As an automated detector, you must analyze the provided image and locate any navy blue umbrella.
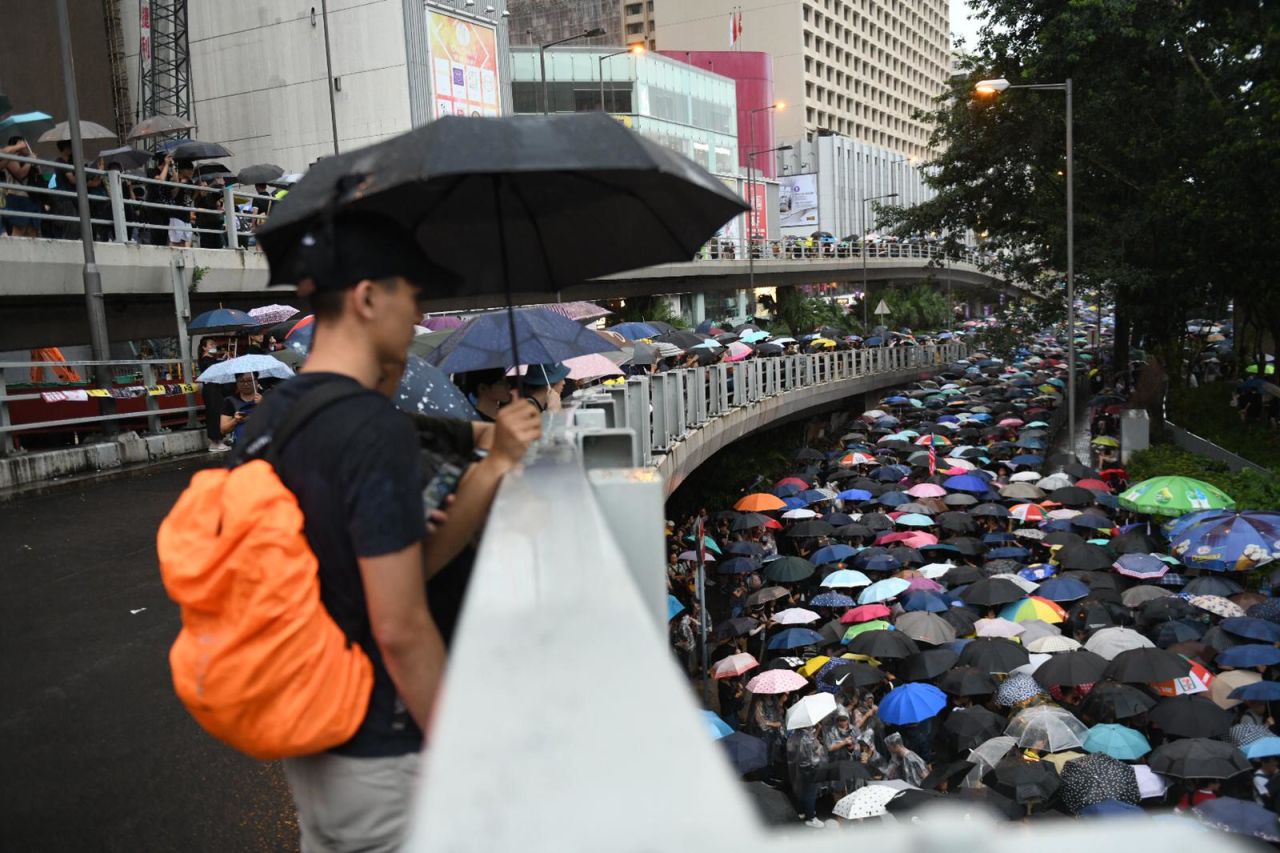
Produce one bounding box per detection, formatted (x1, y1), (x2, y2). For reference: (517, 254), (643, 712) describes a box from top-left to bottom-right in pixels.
(1037, 577), (1091, 602)
(429, 307), (617, 374)
(1228, 680), (1280, 702)
(1217, 645), (1280, 668)
(718, 731), (769, 776)
(718, 556), (761, 575)
(392, 354), (478, 420)
(190, 308), (258, 333)
(767, 627), (824, 650)
(1222, 617), (1280, 644)
(903, 590), (951, 613)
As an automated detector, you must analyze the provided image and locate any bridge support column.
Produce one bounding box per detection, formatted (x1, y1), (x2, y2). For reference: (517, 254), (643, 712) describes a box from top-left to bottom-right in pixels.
(692, 292), (706, 324)
(967, 296), (985, 319)
(736, 290), (748, 320)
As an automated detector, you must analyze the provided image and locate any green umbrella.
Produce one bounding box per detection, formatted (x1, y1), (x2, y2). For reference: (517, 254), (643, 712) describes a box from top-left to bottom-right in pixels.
(1118, 476), (1235, 518)
(764, 556), (816, 583)
(409, 329), (456, 358)
(843, 620), (892, 642)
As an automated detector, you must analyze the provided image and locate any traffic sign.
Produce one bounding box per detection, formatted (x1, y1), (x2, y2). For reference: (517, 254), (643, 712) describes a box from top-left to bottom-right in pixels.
(873, 299), (891, 316)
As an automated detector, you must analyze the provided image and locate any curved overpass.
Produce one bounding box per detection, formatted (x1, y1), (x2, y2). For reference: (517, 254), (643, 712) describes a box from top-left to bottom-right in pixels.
(569, 342), (965, 497)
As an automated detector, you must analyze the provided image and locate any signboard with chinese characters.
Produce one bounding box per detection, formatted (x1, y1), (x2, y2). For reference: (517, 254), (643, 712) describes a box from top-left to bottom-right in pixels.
(428, 10), (500, 119)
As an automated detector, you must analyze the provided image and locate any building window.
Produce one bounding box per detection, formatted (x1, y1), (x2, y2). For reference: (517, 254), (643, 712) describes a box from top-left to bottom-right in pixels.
(625, 2), (642, 13)
(626, 22), (644, 34)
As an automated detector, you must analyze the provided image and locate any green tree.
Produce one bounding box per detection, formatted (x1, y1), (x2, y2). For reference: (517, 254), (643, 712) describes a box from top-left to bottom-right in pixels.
(880, 0), (1280, 385)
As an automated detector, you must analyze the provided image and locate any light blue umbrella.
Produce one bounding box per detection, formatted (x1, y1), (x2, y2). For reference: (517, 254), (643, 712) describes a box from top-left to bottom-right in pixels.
(668, 594), (685, 621)
(0, 110), (54, 138)
(895, 513), (934, 527)
(1083, 724), (1151, 760)
(821, 568), (871, 588)
(701, 709), (733, 739)
(858, 577), (911, 605)
(196, 353), (295, 384)
(1244, 737), (1280, 760)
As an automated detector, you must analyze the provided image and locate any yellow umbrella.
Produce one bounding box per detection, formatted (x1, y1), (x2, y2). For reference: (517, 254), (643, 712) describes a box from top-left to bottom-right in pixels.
(1091, 436), (1120, 448)
(840, 652), (882, 667)
(811, 338), (837, 349)
(798, 656), (831, 678)
(1042, 750), (1085, 772)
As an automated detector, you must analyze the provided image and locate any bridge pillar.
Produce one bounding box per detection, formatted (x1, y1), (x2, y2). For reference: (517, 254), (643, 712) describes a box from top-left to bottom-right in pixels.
(692, 292), (705, 324)
(736, 290), (748, 320)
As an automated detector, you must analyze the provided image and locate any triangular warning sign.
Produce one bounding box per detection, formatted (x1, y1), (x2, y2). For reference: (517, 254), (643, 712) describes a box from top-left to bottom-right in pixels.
(873, 299), (891, 315)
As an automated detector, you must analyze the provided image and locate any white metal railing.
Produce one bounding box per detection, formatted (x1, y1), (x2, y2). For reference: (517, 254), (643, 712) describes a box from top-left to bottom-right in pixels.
(696, 237), (993, 267)
(0, 150), (274, 248)
(570, 343), (964, 467)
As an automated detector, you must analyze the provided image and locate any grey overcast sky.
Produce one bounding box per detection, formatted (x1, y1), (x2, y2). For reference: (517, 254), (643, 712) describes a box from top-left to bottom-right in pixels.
(950, 0), (982, 50)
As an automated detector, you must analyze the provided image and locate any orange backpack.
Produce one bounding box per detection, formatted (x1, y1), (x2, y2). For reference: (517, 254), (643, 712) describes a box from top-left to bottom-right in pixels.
(157, 384), (375, 760)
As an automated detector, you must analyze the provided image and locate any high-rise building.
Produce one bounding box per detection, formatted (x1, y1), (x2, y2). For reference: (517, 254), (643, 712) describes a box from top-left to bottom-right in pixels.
(652, 0), (949, 160)
(506, 0), (623, 47)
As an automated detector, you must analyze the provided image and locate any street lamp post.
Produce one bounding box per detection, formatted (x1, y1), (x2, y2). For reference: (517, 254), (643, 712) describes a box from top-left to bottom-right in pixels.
(598, 44), (644, 113)
(861, 192), (898, 332)
(745, 101), (784, 291)
(975, 76), (1076, 452)
(540, 27), (607, 115)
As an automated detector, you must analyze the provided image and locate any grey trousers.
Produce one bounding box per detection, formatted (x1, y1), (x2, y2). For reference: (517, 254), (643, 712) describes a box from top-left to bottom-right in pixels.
(283, 751), (421, 853)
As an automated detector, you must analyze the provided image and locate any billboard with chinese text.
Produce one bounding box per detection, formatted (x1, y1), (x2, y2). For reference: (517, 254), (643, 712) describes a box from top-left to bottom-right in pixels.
(428, 10), (500, 119)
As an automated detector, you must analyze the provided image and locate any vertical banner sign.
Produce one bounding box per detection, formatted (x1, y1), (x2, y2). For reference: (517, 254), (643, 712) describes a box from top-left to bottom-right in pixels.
(139, 1), (152, 76)
(427, 10), (501, 119)
(695, 516), (708, 690)
(747, 182), (767, 239)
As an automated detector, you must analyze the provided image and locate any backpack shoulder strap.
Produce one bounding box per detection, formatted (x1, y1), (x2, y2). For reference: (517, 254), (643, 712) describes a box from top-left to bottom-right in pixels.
(235, 380), (381, 465)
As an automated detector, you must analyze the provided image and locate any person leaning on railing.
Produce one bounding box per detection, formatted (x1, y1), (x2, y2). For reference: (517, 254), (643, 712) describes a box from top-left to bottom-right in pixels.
(1, 136), (42, 238)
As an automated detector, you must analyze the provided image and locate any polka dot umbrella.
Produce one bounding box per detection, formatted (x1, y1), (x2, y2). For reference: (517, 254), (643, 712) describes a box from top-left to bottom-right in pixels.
(833, 783), (903, 819)
(995, 673), (1048, 708)
(1058, 752), (1141, 814)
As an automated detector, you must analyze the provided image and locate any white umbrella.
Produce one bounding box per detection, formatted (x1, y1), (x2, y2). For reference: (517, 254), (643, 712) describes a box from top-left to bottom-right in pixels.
(1010, 470), (1042, 482)
(918, 562), (955, 579)
(832, 783), (899, 819)
(248, 304), (300, 325)
(1006, 705), (1088, 752)
(1009, 653), (1051, 677)
(782, 509), (818, 519)
(1133, 764), (1169, 799)
(1037, 474), (1073, 491)
(1084, 627), (1155, 660)
(1046, 508), (1082, 520)
(976, 618), (1025, 639)
(1018, 619), (1063, 645)
(785, 693), (836, 730)
(990, 573), (1039, 594)
(196, 353), (295, 384)
(773, 607), (820, 626)
(1026, 635), (1081, 653)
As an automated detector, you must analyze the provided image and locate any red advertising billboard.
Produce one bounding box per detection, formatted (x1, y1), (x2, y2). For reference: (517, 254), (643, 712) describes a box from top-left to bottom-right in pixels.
(428, 10), (501, 119)
(747, 182), (767, 239)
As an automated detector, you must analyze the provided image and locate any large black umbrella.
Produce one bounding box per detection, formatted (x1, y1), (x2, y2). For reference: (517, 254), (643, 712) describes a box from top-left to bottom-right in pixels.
(957, 637), (1030, 673)
(1077, 681), (1157, 723)
(983, 757), (1061, 805)
(846, 629), (919, 660)
(940, 607), (979, 636)
(921, 759), (976, 792)
(168, 139), (233, 161)
(731, 512), (771, 532)
(1147, 738), (1251, 780)
(97, 145), (150, 170)
(960, 578), (1025, 608)
(258, 113), (746, 303)
(1032, 650), (1109, 688)
(1055, 542), (1114, 571)
(938, 665), (998, 697)
(1058, 753), (1140, 814)
(1148, 694), (1233, 739)
(823, 660), (885, 690)
(944, 706), (1005, 750)
(237, 163), (285, 185)
(896, 647), (959, 681)
(1102, 647), (1191, 684)
(787, 520), (834, 538)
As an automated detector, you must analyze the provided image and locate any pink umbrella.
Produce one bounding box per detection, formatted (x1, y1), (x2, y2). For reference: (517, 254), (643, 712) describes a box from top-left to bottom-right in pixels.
(725, 341), (754, 362)
(906, 483), (947, 498)
(712, 652), (759, 679)
(563, 353), (623, 381)
(975, 618), (1025, 638)
(422, 315), (464, 330)
(677, 550), (714, 562)
(544, 300), (612, 323)
(901, 532), (939, 549)
(875, 531), (917, 545)
(905, 575), (944, 592)
(840, 604), (892, 624)
(746, 669), (809, 694)
(998, 417), (1025, 427)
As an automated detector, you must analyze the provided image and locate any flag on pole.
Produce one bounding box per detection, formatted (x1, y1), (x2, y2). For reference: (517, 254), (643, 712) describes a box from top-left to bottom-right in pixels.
(928, 444), (937, 475)
(729, 6), (743, 46)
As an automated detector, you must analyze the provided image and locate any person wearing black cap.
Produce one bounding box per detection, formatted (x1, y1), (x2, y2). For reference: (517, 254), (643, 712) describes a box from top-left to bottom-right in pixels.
(234, 214), (451, 852)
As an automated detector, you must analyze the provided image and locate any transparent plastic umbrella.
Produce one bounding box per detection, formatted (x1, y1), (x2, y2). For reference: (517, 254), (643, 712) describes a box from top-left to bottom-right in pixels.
(1006, 705), (1089, 752)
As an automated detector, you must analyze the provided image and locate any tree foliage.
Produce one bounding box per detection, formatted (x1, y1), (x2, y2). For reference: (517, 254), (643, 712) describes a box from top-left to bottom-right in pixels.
(882, 0), (1280, 382)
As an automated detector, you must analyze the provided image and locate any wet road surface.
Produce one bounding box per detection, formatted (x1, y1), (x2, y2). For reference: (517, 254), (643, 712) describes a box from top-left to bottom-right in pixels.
(1, 458), (299, 852)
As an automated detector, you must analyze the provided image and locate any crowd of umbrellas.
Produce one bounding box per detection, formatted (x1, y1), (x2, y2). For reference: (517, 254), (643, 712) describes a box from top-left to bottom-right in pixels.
(667, 332), (1280, 840)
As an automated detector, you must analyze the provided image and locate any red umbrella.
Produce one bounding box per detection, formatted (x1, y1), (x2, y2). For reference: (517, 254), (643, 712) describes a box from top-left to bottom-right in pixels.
(285, 313), (314, 339)
(841, 604), (892, 624)
(1075, 478), (1113, 493)
(775, 477), (810, 489)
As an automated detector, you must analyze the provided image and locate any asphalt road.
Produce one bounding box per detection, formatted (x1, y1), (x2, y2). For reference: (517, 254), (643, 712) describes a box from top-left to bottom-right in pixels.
(1, 458), (299, 852)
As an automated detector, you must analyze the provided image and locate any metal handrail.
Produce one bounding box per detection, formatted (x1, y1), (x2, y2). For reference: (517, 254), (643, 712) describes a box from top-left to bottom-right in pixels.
(0, 150), (274, 247)
(694, 237), (992, 267)
(0, 357), (198, 455)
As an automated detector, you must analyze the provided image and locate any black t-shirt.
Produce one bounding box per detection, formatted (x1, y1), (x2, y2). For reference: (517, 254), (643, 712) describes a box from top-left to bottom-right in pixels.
(235, 372), (426, 757)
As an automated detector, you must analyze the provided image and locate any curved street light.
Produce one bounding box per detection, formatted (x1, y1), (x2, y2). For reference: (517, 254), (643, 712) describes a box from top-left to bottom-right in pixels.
(745, 101), (784, 292)
(975, 75), (1076, 449)
(599, 44), (645, 114)
(541, 27), (608, 114)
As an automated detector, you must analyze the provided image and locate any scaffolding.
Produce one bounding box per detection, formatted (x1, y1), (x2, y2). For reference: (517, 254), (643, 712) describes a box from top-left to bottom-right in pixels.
(138, 0), (192, 127)
(102, 0), (134, 138)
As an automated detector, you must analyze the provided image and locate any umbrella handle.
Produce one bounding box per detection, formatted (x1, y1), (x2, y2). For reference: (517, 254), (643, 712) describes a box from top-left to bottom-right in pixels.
(494, 176), (524, 397)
